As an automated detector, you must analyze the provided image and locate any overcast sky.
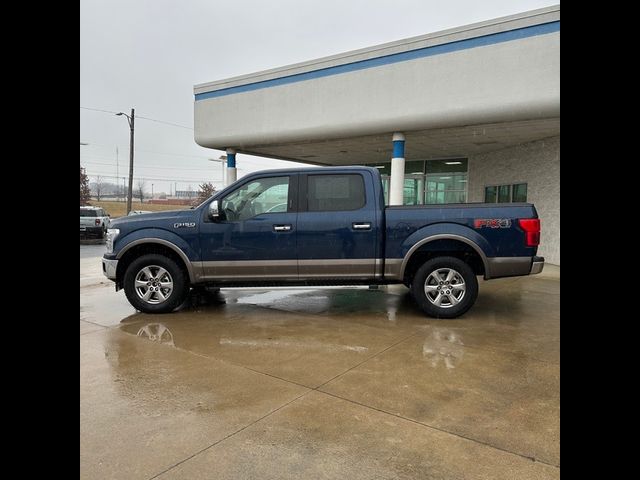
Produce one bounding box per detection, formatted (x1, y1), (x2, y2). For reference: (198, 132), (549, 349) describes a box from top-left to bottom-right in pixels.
(80, 0), (558, 195)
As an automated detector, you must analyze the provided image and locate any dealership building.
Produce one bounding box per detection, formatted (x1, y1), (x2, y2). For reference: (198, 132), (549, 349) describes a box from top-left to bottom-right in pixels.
(193, 5), (560, 264)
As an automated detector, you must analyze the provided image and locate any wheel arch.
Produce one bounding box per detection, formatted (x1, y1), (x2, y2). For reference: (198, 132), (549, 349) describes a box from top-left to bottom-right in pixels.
(401, 234), (489, 284)
(115, 239), (196, 285)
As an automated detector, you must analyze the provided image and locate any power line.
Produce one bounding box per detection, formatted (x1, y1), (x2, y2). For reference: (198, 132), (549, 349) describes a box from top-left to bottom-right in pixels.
(80, 140), (282, 168)
(80, 106), (120, 115)
(81, 159), (219, 172)
(85, 171), (220, 183)
(81, 106), (193, 130)
(83, 145), (209, 159)
(136, 115), (193, 130)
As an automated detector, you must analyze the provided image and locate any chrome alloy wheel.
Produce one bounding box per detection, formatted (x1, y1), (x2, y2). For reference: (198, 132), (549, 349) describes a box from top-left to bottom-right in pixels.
(134, 265), (174, 305)
(424, 268), (466, 308)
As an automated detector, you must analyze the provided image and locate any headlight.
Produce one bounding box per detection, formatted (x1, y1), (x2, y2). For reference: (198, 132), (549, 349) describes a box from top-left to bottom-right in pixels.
(105, 229), (120, 253)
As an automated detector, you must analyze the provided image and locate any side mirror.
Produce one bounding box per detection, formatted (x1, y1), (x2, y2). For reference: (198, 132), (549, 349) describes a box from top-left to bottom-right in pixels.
(209, 200), (221, 220)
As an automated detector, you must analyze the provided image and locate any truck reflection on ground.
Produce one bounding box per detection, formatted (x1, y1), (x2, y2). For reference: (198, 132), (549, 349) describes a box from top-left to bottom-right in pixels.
(422, 327), (464, 369)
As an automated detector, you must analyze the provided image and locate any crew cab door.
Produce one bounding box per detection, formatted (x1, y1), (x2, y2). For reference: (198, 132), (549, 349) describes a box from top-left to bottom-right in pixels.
(297, 172), (378, 279)
(198, 174), (298, 281)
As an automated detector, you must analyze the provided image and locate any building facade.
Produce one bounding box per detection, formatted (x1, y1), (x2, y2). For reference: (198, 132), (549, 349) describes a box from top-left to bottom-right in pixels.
(193, 5), (560, 264)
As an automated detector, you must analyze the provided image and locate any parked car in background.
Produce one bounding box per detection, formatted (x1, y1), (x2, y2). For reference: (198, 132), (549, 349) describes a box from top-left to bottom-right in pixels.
(80, 206), (110, 239)
(128, 210), (153, 216)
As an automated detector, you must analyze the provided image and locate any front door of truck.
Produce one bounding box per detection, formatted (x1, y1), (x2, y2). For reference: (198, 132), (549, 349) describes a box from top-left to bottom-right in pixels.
(296, 172), (377, 279)
(199, 174), (298, 281)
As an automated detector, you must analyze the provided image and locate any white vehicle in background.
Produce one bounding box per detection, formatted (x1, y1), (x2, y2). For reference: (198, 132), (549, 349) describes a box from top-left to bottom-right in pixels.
(128, 210), (152, 216)
(80, 206), (110, 239)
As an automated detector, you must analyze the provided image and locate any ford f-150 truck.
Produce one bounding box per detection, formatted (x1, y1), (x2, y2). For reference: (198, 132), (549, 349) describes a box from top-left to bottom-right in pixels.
(102, 166), (543, 318)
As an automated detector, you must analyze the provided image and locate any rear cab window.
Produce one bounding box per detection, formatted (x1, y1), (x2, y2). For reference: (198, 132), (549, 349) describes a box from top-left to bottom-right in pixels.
(307, 174), (365, 211)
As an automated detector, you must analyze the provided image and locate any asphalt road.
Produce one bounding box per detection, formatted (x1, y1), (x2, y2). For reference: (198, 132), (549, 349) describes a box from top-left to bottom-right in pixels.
(80, 243), (106, 259)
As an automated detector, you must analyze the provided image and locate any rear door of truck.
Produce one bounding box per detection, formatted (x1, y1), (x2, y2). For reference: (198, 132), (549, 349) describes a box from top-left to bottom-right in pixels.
(296, 170), (378, 279)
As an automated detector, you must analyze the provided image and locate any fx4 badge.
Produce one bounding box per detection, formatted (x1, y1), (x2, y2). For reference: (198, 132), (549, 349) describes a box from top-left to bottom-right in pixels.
(174, 222), (196, 229)
(474, 219), (511, 229)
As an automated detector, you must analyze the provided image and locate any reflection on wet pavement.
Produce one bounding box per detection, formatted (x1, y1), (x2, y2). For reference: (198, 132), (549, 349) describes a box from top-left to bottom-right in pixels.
(81, 269), (560, 479)
(137, 323), (175, 347)
(422, 327), (464, 369)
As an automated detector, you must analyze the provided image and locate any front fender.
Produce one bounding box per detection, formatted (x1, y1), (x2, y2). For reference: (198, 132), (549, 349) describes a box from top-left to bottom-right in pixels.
(114, 229), (199, 283)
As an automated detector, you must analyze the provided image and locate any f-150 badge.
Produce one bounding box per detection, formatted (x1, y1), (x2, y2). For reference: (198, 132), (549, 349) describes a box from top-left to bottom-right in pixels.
(474, 219), (511, 229)
(174, 222), (196, 228)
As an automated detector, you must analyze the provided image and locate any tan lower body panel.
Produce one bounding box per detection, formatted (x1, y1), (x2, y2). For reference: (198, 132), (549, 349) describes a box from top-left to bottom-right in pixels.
(195, 259), (383, 281)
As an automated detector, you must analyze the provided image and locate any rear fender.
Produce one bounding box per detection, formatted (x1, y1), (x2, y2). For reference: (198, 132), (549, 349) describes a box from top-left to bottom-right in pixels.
(399, 223), (493, 279)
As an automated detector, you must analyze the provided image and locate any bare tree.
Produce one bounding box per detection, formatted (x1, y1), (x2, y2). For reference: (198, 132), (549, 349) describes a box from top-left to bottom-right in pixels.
(80, 165), (91, 206)
(136, 179), (147, 203)
(193, 182), (216, 206)
(94, 176), (105, 201)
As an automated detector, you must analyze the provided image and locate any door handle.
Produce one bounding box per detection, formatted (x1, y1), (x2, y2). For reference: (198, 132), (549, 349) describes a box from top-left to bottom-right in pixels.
(273, 224), (292, 232)
(352, 222), (372, 230)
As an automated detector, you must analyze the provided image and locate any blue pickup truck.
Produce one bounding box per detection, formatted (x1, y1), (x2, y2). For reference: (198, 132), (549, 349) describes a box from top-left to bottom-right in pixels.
(102, 166), (543, 318)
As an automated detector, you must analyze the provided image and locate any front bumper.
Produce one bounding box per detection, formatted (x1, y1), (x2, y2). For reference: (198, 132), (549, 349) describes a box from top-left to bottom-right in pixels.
(102, 258), (118, 280)
(530, 256), (545, 275)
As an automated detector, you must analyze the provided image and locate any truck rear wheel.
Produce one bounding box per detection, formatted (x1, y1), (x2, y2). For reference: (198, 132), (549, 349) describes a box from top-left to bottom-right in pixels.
(123, 254), (189, 313)
(411, 256), (478, 319)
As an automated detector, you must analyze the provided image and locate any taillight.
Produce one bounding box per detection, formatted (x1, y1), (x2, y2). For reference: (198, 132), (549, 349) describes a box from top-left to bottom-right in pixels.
(95, 219), (101, 226)
(518, 218), (540, 247)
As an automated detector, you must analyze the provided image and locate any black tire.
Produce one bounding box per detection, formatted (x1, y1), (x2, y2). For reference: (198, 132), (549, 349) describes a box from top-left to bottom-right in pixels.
(124, 254), (189, 313)
(411, 256), (478, 319)
(98, 225), (106, 239)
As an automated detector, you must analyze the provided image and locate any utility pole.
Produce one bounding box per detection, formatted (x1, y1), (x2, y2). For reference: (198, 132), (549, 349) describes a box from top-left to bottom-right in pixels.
(116, 108), (135, 214)
(151, 183), (154, 199)
(127, 109), (135, 214)
(116, 146), (119, 201)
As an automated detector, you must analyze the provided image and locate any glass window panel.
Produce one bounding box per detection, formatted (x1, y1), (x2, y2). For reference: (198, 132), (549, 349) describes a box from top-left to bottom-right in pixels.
(308, 174), (365, 211)
(512, 183), (527, 202)
(381, 177), (389, 205)
(498, 185), (511, 203)
(485, 186), (497, 203)
(367, 159), (468, 205)
(223, 176), (289, 221)
(403, 178), (419, 205)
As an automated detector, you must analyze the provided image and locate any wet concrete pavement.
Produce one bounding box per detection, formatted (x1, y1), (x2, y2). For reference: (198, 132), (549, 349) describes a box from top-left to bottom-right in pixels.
(80, 245), (560, 479)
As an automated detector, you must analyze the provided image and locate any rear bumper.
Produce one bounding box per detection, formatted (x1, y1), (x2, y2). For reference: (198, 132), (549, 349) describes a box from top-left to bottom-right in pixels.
(80, 226), (103, 235)
(485, 255), (545, 279)
(530, 256), (545, 275)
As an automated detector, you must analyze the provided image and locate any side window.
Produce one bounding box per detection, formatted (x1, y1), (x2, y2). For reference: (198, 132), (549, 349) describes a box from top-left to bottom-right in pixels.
(307, 174), (365, 211)
(484, 183), (528, 203)
(221, 176), (289, 222)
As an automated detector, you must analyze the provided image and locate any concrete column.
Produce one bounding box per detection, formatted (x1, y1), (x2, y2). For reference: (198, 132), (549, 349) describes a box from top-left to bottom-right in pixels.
(417, 178), (425, 205)
(226, 148), (237, 186)
(389, 133), (405, 206)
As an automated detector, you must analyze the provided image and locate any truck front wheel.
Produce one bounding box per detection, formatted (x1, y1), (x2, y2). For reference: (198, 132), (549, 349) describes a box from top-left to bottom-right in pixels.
(411, 256), (478, 319)
(123, 254), (189, 313)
